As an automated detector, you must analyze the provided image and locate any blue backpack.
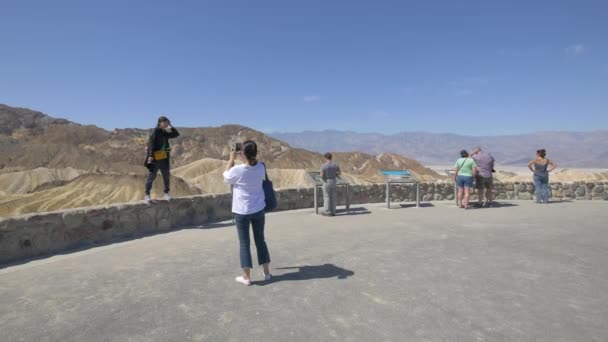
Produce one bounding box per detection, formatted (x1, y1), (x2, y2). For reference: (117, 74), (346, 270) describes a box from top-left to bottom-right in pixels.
(261, 163), (277, 211)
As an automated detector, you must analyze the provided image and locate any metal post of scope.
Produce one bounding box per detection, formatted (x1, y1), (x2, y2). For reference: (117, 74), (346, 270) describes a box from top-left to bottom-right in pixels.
(307, 171), (350, 215)
(383, 171), (420, 209)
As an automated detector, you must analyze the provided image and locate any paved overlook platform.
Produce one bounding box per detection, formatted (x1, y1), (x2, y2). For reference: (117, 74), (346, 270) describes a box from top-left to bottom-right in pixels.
(1, 201), (607, 342)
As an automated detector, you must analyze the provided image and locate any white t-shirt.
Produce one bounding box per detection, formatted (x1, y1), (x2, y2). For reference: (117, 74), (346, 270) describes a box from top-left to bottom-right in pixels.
(223, 162), (266, 215)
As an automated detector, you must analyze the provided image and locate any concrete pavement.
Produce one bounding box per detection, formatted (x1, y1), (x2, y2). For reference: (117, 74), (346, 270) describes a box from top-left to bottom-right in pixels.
(1, 201), (607, 341)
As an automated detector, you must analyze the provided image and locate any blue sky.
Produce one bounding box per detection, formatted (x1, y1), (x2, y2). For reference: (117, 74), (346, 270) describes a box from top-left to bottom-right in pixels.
(1, 0), (606, 134)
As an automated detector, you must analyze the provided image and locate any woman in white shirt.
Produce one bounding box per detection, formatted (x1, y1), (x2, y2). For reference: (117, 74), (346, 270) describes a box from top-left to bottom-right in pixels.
(223, 140), (271, 286)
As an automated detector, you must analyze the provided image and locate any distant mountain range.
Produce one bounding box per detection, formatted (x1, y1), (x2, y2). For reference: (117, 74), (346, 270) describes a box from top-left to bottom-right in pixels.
(271, 130), (608, 168)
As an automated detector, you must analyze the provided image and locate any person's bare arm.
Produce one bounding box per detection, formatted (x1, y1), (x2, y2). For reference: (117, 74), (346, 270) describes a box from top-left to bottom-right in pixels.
(225, 150), (236, 172)
(528, 160), (535, 172)
(548, 159), (558, 172)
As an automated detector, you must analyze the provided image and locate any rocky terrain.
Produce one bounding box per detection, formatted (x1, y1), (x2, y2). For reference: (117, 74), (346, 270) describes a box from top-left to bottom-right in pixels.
(0, 104), (441, 217)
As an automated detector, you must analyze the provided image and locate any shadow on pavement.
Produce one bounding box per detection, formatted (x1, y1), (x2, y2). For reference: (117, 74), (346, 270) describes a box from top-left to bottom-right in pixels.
(542, 200), (574, 205)
(466, 202), (520, 209)
(188, 221), (235, 229)
(398, 203), (434, 208)
(256, 263), (354, 286)
(488, 202), (519, 208)
(338, 207), (371, 216)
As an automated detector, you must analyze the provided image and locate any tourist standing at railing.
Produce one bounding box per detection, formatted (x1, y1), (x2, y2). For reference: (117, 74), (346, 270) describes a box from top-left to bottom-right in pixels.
(320, 152), (341, 217)
(223, 140), (272, 286)
(453, 150), (478, 209)
(470, 147), (495, 207)
(528, 149), (557, 203)
(144, 116), (179, 204)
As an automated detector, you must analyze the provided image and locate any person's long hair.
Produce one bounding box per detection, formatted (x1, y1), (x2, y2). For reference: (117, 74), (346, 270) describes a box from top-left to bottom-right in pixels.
(157, 116), (169, 128)
(242, 140), (258, 166)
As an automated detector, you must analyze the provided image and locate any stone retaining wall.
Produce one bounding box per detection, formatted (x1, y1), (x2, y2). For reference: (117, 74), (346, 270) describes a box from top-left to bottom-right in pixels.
(367, 181), (608, 202)
(1, 182), (606, 264)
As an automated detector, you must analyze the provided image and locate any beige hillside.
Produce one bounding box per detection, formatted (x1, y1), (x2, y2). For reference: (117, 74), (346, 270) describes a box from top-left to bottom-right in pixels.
(173, 158), (318, 192)
(172, 158), (226, 180)
(0, 173), (202, 217)
(171, 155), (436, 194)
(335, 152), (444, 183)
(0, 167), (87, 195)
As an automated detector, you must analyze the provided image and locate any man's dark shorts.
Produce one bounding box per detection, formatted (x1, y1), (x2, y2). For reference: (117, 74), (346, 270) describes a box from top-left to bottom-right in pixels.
(475, 176), (493, 189)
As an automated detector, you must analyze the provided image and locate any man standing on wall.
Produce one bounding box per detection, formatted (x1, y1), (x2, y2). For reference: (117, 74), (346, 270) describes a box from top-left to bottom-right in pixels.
(470, 147), (495, 207)
(320, 152), (341, 217)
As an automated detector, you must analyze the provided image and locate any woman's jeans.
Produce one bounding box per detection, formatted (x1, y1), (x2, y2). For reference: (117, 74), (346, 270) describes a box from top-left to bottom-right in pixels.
(534, 175), (550, 203)
(234, 210), (270, 269)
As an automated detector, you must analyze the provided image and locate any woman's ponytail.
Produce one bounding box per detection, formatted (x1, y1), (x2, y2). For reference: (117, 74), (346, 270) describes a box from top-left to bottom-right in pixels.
(242, 140), (258, 165)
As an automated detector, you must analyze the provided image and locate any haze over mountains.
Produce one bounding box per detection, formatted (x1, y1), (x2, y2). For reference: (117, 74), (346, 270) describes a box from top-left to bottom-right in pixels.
(0, 104), (440, 217)
(272, 130), (608, 168)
